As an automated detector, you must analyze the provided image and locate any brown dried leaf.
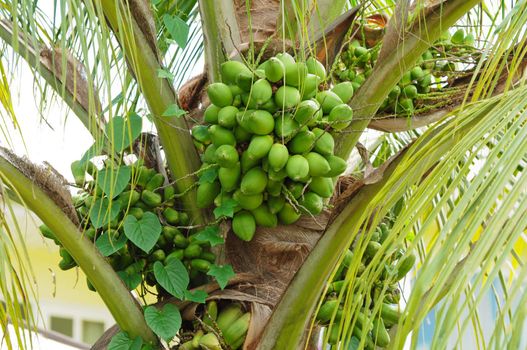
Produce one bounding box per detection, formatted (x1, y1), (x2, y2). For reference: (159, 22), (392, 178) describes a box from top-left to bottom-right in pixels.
(0, 147), (78, 225)
(40, 48), (103, 122)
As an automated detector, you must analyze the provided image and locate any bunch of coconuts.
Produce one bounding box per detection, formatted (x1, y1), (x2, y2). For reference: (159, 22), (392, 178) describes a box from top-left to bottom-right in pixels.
(316, 220), (416, 347)
(335, 28), (477, 115)
(41, 160), (215, 294)
(192, 53), (353, 241)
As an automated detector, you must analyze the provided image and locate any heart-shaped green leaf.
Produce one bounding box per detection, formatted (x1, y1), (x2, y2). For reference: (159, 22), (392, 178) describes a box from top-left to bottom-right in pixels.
(194, 226), (224, 247)
(184, 289), (208, 304)
(95, 231), (127, 256)
(96, 166), (131, 199)
(107, 331), (143, 350)
(116, 271), (142, 290)
(89, 197), (121, 229)
(163, 14), (189, 49)
(144, 304), (182, 342)
(123, 212), (162, 253)
(153, 259), (189, 299)
(207, 264), (235, 290)
(106, 113), (142, 152)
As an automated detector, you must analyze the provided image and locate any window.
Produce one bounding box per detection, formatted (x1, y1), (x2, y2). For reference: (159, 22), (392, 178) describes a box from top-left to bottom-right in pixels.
(82, 320), (105, 344)
(49, 316), (73, 337)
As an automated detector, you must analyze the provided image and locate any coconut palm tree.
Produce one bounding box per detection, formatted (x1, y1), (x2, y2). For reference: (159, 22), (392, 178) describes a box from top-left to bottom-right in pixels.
(0, 0), (526, 349)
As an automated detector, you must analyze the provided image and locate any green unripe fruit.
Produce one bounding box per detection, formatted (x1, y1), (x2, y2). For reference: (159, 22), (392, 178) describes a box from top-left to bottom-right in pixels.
(268, 167), (287, 182)
(70, 160), (86, 186)
(240, 150), (259, 173)
(275, 114), (300, 138)
(268, 143), (289, 171)
(294, 99), (321, 125)
(400, 71), (412, 86)
(286, 181), (303, 198)
(251, 204), (278, 228)
(145, 173), (165, 191)
(353, 46), (368, 57)
(251, 79), (273, 104)
(247, 135), (274, 161)
(204, 104), (221, 124)
(235, 109), (254, 131)
(288, 130), (316, 154)
(229, 84), (243, 97)
(351, 81), (361, 93)
(316, 91), (343, 114)
(396, 252), (417, 281)
(328, 104), (353, 130)
(118, 190), (141, 207)
(410, 66), (424, 81)
(173, 232), (188, 249)
(266, 179), (283, 196)
(200, 251), (216, 263)
(309, 177), (334, 198)
(162, 226), (179, 241)
(184, 243), (203, 259)
(247, 110), (275, 135)
(163, 207), (179, 224)
(275, 86), (301, 109)
(218, 106), (239, 129)
(221, 61), (252, 84)
(286, 155), (310, 181)
(141, 190), (162, 207)
(381, 303), (401, 326)
(232, 211), (256, 241)
(240, 168), (268, 195)
(396, 98), (414, 114)
(306, 57), (326, 80)
(403, 84), (418, 99)
(241, 92), (258, 109)
(260, 98), (278, 113)
(196, 181), (221, 208)
(166, 248), (184, 261)
(417, 72), (432, 88)
(207, 83), (233, 107)
(285, 62), (308, 87)
(191, 259), (211, 273)
(451, 28), (465, 45)
(215, 144), (239, 168)
(218, 163), (241, 192)
(209, 125), (236, 146)
(149, 249), (166, 262)
(305, 152), (331, 176)
(464, 33), (475, 46)
(301, 74), (320, 100)
(233, 190), (263, 210)
(326, 155), (347, 177)
(267, 195), (286, 214)
(234, 126), (252, 142)
(214, 191), (233, 208)
(265, 57), (285, 82)
(365, 241), (381, 257)
(203, 144), (218, 163)
(192, 125), (211, 144)
(316, 299), (339, 323)
(372, 318), (391, 347)
(276, 52), (296, 73)
(164, 185), (176, 203)
(312, 128), (335, 155)
(331, 81), (354, 104)
(299, 192), (324, 215)
(278, 203), (301, 224)
(236, 70), (255, 91)
(388, 85), (401, 100)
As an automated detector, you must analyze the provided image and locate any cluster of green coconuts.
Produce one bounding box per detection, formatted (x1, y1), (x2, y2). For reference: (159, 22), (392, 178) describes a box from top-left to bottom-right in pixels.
(335, 28), (476, 115)
(40, 160), (215, 293)
(316, 221), (416, 348)
(179, 301), (250, 350)
(192, 53), (352, 241)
